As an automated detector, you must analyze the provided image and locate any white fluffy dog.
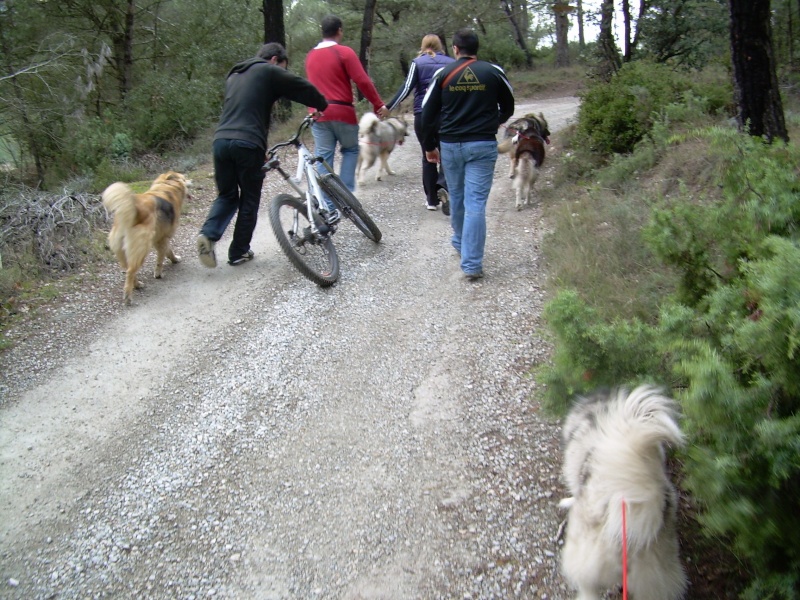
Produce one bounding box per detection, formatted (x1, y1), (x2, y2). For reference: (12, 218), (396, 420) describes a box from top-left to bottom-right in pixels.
(356, 112), (407, 184)
(559, 386), (688, 600)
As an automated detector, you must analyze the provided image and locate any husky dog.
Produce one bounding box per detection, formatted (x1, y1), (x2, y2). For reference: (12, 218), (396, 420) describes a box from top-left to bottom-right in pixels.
(498, 113), (549, 209)
(559, 386), (688, 600)
(356, 112), (408, 183)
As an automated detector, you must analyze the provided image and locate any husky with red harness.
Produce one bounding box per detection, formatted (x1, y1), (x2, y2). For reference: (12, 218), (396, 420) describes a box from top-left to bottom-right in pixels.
(498, 113), (550, 209)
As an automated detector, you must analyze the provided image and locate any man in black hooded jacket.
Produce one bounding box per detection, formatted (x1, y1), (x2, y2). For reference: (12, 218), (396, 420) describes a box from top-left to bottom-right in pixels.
(198, 43), (328, 267)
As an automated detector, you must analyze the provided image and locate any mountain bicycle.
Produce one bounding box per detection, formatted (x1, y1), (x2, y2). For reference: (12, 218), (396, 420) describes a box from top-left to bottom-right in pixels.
(263, 113), (382, 287)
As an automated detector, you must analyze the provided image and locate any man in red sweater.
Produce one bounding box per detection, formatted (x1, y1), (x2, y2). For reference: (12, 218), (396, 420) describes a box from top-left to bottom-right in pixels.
(305, 15), (388, 203)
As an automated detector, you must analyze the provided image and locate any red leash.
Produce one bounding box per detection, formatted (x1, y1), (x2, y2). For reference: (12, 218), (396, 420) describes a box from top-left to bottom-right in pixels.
(622, 498), (629, 600)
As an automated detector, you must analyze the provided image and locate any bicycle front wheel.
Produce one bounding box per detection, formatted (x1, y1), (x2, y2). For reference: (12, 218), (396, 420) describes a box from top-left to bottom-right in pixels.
(319, 173), (382, 243)
(268, 194), (339, 287)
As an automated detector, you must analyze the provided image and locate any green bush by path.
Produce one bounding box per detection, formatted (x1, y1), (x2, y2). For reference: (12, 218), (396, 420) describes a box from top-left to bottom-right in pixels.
(574, 60), (732, 158)
(541, 116), (800, 598)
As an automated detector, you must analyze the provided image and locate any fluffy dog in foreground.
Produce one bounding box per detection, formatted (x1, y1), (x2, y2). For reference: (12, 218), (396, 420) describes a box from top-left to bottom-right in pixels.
(102, 171), (191, 304)
(356, 112), (408, 183)
(498, 113), (550, 209)
(559, 386), (688, 600)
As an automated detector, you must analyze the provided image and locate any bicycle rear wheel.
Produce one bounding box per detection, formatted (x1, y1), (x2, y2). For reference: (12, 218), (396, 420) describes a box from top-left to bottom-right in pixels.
(318, 173), (382, 243)
(268, 194), (339, 287)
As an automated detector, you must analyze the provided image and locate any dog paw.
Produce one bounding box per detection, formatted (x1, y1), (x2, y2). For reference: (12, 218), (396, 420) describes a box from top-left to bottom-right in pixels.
(171, 254), (182, 264)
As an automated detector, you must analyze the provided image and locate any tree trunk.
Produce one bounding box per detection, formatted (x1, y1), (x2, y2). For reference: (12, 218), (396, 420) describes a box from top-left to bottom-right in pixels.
(359, 0), (377, 72)
(789, 0), (795, 69)
(0, 5), (45, 184)
(263, 0), (286, 46)
(630, 0), (649, 58)
(622, 0), (632, 61)
(500, 0), (533, 67)
(357, 0), (378, 102)
(577, 0), (586, 49)
(516, 1), (529, 35)
(553, 1), (571, 67)
(728, 0), (788, 142)
(120, 0), (135, 99)
(262, 0), (289, 122)
(597, 0), (621, 79)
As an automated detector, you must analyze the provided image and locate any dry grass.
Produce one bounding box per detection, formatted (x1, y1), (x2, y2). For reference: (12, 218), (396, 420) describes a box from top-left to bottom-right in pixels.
(537, 100), (740, 323)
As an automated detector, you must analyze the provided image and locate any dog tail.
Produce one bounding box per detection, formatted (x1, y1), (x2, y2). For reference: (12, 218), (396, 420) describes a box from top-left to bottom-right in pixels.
(102, 182), (138, 230)
(358, 112), (381, 135)
(594, 386), (685, 552)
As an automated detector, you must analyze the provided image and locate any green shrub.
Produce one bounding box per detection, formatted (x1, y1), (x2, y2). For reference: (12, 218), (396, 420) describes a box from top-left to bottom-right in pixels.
(542, 126), (800, 597)
(91, 158), (147, 192)
(576, 61), (689, 155)
(675, 236), (800, 599)
(126, 74), (219, 150)
(481, 34), (528, 70)
(540, 290), (666, 413)
(687, 74), (735, 117)
(111, 132), (133, 160)
(60, 116), (138, 180)
(67, 117), (114, 172)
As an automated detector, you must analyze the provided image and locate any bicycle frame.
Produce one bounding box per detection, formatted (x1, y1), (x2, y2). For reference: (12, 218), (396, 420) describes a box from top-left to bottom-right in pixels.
(265, 114), (381, 286)
(263, 116), (336, 237)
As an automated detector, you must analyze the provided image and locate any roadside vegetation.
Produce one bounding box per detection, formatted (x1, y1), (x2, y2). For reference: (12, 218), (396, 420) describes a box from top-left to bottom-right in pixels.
(538, 59), (800, 599)
(2, 0), (800, 596)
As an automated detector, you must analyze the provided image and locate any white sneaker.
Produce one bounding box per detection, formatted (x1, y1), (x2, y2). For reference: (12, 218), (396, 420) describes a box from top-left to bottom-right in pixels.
(426, 204), (438, 211)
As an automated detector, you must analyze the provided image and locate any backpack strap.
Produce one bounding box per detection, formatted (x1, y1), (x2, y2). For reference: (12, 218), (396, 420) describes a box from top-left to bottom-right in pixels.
(440, 59), (477, 89)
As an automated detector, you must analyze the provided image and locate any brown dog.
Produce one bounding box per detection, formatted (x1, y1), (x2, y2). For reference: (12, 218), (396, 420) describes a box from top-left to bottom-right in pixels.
(498, 113), (550, 209)
(102, 171), (191, 304)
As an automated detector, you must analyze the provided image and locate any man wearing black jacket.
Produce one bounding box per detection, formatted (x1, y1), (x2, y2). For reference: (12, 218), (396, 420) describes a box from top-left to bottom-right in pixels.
(198, 43), (328, 267)
(420, 28), (514, 280)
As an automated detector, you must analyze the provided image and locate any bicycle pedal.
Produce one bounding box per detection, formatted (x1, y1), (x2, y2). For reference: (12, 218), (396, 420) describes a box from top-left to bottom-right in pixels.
(325, 209), (341, 225)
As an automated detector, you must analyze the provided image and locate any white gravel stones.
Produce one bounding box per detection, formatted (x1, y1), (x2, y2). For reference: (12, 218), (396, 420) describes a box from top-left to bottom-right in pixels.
(1, 98), (580, 599)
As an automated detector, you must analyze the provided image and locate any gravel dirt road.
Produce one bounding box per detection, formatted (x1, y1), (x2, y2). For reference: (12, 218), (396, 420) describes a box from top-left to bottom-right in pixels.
(0, 97), (580, 599)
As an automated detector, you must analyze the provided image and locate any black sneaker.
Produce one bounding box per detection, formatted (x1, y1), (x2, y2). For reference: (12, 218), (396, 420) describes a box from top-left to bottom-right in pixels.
(437, 189), (450, 216)
(228, 250), (254, 266)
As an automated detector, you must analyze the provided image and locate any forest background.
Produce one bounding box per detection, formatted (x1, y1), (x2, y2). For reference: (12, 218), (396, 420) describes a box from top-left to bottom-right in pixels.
(2, 0), (800, 598)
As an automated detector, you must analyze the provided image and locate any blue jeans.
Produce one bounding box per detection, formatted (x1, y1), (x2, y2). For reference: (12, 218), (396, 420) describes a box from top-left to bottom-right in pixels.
(201, 138), (265, 261)
(312, 121), (359, 210)
(440, 140), (498, 275)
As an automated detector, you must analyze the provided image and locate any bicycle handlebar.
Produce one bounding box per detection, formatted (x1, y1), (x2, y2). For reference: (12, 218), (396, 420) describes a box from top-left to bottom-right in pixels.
(262, 114), (319, 172)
